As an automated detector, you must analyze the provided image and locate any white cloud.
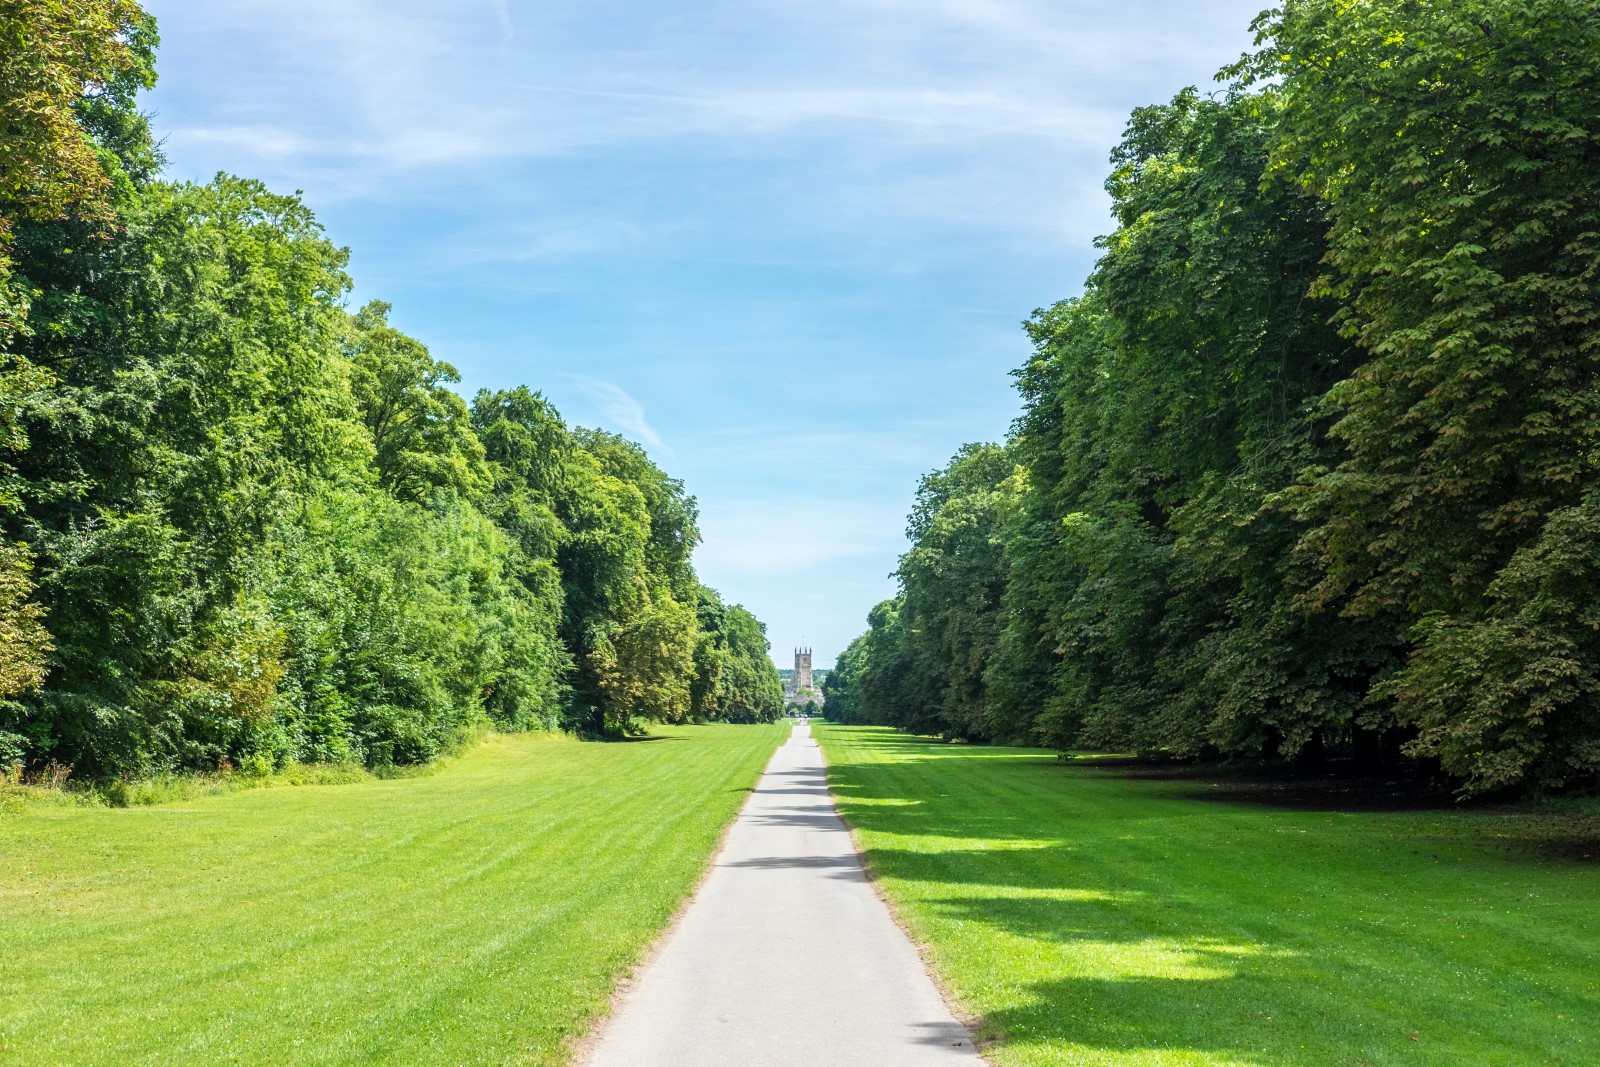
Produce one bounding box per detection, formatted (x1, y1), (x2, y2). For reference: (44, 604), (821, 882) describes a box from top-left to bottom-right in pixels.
(165, 124), (314, 160)
(567, 376), (669, 452)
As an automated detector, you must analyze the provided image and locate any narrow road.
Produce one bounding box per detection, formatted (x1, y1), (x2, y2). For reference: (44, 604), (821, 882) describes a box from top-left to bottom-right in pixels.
(583, 719), (983, 1066)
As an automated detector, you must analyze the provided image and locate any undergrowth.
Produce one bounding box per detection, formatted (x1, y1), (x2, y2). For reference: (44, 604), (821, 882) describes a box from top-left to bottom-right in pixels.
(0, 725), (549, 811)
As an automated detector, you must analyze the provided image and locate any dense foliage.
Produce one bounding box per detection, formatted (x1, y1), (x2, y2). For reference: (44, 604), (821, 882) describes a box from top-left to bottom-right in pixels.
(0, 7), (781, 777)
(831, 0), (1600, 795)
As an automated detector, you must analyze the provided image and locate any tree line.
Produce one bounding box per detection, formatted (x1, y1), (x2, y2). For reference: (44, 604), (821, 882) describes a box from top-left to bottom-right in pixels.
(0, 2), (783, 780)
(825, 0), (1600, 796)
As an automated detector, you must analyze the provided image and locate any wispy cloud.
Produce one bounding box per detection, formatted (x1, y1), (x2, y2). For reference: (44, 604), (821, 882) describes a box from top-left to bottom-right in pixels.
(567, 376), (669, 452)
(149, 0), (1247, 215)
(502, 82), (1120, 143)
(487, 0), (513, 43)
(166, 124), (314, 159)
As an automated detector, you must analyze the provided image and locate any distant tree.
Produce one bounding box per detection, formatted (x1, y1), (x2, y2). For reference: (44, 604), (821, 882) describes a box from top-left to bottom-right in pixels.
(691, 587), (783, 723)
(854, 598), (938, 734)
(820, 633), (870, 723)
(897, 443), (1012, 740)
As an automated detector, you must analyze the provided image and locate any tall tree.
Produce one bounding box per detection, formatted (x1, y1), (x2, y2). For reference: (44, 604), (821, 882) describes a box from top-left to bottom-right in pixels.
(897, 443), (1012, 740)
(982, 89), (1377, 757)
(0, 0), (153, 713)
(552, 431), (702, 734)
(1244, 0), (1600, 790)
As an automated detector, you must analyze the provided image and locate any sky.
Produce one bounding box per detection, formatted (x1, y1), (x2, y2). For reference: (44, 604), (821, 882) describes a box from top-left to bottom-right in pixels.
(142, 0), (1270, 668)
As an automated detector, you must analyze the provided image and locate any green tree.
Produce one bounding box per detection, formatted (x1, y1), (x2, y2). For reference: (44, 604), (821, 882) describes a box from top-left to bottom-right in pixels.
(1244, 0), (1600, 790)
(986, 88), (1380, 758)
(820, 633), (870, 723)
(347, 301), (487, 503)
(470, 386), (574, 725)
(4, 173), (366, 775)
(0, 0), (154, 715)
(553, 431), (702, 734)
(854, 598), (935, 733)
(690, 586), (782, 723)
(0, 0), (150, 227)
(0, 540), (49, 699)
(896, 443), (1012, 740)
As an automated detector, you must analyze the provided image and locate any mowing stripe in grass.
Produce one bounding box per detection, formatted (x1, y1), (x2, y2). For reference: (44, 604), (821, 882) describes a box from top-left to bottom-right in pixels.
(0, 723), (786, 1066)
(817, 723), (1598, 1067)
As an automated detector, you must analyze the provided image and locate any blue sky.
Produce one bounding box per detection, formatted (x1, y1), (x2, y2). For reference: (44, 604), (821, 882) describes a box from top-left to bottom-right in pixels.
(143, 0), (1269, 667)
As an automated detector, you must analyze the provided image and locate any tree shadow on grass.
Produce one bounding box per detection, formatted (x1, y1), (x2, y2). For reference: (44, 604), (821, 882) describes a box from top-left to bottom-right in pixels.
(815, 727), (1600, 1062)
(1525, 834), (1600, 864)
(1125, 771), (1600, 866)
(964, 948), (1589, 1066)
(971, 971), (1331, 1066)
(828, 802), (1594, 1057)
(863, 872), (1336, 1064)
(1071, 758), (1461, 814)
(828, 732), (1600, 864)
(870, 869), (1590, 1065)
(826, 771), (1072, 845)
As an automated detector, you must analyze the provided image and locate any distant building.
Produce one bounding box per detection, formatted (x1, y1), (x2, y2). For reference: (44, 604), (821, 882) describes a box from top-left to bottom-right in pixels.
(785, 647), (824, 706)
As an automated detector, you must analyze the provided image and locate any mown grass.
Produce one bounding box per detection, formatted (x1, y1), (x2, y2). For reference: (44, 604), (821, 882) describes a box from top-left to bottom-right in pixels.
(816, 724), (1599, 1067)
(0, 723), (786, 1066)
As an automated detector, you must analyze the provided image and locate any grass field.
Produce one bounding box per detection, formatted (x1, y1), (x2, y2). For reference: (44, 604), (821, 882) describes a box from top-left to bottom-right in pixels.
(0, 723), (785, 1066)
(816, 724), (1599, 1067)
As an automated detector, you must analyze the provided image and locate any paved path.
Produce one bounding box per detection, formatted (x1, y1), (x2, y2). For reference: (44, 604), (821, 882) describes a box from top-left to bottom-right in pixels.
(583, 720), (983, 1067)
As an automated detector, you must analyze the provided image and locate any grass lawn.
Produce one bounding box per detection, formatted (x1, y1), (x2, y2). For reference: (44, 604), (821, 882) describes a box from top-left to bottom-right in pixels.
(816, 723), (1599, 1067)
(0, 723), (786, 1066)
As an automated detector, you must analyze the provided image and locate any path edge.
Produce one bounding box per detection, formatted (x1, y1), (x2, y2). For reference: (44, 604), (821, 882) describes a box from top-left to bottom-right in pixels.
(563, 720), (795, 1066)
(812, 723), (996, 1063)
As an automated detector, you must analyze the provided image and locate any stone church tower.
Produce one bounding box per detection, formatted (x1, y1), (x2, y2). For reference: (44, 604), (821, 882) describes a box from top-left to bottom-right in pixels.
(785, 648), (821, 705)
(794, 647), (813, 692)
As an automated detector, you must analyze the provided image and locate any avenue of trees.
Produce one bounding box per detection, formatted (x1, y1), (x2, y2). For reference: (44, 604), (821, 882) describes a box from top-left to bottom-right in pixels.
(0, 3), (782, 779)
(825, 0), (1600, 796)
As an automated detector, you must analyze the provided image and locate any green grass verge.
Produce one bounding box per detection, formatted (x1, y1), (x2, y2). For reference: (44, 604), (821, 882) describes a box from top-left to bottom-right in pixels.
(816, 724), (1598, 1067)
(0, 723), (786, 1066)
